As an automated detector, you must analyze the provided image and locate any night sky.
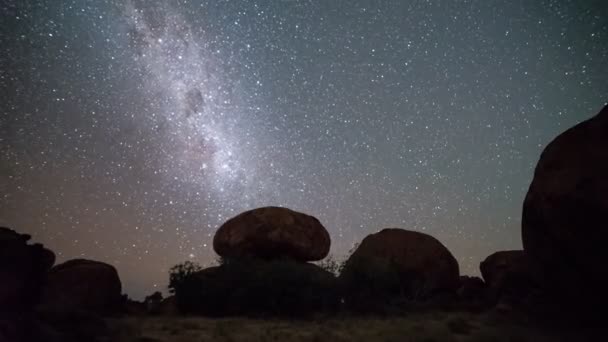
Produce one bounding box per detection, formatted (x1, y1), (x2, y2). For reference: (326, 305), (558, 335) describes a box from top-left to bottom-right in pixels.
(2, 0), (607, 299)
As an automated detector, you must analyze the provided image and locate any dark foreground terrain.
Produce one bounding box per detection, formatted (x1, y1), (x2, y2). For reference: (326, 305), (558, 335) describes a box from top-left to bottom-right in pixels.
(106, 312), (566, 342)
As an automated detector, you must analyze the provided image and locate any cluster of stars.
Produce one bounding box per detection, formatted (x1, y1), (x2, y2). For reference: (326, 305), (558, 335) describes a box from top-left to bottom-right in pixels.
(1, 0), (607, 298)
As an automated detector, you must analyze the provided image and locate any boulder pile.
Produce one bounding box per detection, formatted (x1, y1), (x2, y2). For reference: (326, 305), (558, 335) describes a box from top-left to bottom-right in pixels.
(2, 104), (606, 324)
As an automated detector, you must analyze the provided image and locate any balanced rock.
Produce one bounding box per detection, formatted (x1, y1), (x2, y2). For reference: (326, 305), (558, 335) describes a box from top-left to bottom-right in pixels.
(0, 227), (55, 312)
(42, 259), (122, 314)
(522, 104), (608, 309)
(213, 206), (330, 262)
(340, 228), (460, 303)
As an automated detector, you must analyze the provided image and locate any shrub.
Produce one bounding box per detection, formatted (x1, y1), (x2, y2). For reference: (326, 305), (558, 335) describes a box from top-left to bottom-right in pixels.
(168, 261), (202, 293)
(338, 253), (451, 313)
(169, 258), (339, 317)
(338, 255), (410, 312)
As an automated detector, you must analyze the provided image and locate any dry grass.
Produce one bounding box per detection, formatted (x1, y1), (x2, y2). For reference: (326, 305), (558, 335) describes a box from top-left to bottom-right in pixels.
(105, 311), (559, 342)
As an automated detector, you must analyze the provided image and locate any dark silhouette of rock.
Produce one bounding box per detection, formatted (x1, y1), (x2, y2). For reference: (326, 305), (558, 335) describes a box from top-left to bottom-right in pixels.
(457, 276), (486, 300)
(340, 228), (459, 310)
(454, 276), (490, 312)
(522, 104), (608, 312)
(42, 259), (122, 315)
(0, 227), (55, 312)
(213, 206), (331, 262)
(480, 250), (537, 304)
(0, 227), (55, 342)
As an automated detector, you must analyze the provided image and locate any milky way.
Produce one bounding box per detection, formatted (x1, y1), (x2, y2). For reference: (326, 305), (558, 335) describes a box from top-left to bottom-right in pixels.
(2, 0), (607, 298)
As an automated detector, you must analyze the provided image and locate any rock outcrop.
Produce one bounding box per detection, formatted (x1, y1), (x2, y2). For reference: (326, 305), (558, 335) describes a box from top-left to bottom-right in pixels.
(522, 104), (608, 311)
(480, 250), (537, 304)
(213, 206), (330, 262)
(339, 228), (459, 309)
(42, 259), (122, 314)
(0, 228), (56, 342)
(457, 276), (486, 300)
(0, 227), (55, 312)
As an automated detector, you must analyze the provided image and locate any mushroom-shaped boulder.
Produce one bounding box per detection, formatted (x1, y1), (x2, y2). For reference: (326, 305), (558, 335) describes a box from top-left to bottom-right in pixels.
(213, 206), (330, 262)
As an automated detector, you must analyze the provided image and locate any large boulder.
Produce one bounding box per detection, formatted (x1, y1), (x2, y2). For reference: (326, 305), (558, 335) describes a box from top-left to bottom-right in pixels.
(42, 259), (122, 314)
(213, 206), (330, 262)
(480, 250), (537, 303)
(0, 227), (55, 312)
(522, 104), (608, 310)
(340, 228), (460, 310)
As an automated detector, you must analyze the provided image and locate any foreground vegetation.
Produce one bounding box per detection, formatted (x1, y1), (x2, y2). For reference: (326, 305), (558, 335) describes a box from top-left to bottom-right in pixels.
(105, 311), (565, 342)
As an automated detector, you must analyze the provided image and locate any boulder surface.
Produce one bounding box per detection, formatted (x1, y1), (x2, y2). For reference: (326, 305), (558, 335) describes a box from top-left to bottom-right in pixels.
(522, 104), (608, 309)
(42, 259), (122, 314)
(213, 206), (330, 262)
(340, 228), (460, 304)
(480, 250), (536, 302)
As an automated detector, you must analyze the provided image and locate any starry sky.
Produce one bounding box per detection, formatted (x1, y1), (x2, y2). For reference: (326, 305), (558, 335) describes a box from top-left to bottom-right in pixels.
(2, 0), (607, 299)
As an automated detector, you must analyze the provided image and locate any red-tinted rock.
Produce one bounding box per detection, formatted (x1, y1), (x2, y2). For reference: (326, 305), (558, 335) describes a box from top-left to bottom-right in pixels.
(213, 206), (330, 262)
(522, 104), (608, 310)
(42, 259), (122, 314)
(340, 228), (460, 302)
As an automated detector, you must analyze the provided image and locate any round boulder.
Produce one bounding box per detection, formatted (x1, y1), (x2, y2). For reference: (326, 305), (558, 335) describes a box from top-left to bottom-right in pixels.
(42, 259), (122, 314)
(213, 206), (330, 262)
(522, 104), (608, 310)
(340, 228), (460, 307)
(480, 250), (536, 302)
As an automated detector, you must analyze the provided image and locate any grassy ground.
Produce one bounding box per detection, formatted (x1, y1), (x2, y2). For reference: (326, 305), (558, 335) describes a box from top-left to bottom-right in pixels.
(105, 311), (562, 342)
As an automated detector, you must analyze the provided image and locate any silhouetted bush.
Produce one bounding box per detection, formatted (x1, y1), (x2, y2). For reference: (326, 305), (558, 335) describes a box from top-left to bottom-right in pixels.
(168, 261), (204, 314)
(168, 261), (203, 294)
(144, 291), (163, 315)
(338, 255), (411, 313)
(169, 258), (339, 317)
